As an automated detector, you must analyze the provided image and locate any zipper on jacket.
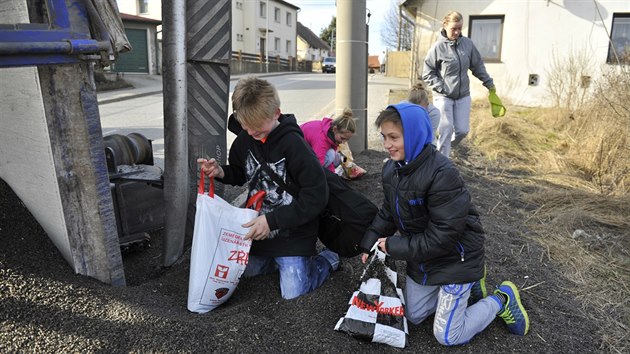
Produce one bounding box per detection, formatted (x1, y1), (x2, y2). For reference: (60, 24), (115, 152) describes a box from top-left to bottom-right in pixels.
(454, 40), (462, 98)
(393, 169), (406, 232)
(419, 263), (428, 285)
(456, 242), (465, 262)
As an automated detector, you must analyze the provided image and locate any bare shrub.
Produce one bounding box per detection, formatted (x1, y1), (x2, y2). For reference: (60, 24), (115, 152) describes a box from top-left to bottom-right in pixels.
(564, 66), (630, 195)
(546, 48), (596, 112)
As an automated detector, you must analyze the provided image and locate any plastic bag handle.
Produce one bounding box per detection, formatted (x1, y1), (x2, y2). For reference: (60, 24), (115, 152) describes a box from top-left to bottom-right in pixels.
(369, 241), (380, 253)
(198, 170), (215, 198)
(245, 190), (266, 211)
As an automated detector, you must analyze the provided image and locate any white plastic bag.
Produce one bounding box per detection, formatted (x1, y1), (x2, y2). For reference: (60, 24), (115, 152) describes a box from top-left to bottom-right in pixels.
(187, 174), (263, 313)
(334, 242), (408, 348)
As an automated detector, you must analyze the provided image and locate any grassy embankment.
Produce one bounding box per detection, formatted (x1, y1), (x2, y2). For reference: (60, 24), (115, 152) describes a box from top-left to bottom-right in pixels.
(388, 68), (629, 352)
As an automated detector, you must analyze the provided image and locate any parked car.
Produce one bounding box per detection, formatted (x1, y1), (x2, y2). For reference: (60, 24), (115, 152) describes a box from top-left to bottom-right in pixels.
(322, 57), (336, 73)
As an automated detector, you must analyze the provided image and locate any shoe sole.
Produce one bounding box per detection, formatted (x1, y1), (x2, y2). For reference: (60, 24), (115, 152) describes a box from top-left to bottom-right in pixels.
(502, 281), (530, 335)
(480, 265), (488, 298)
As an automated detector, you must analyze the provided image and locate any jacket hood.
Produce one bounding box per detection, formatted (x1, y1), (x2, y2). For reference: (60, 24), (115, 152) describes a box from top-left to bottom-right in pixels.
(321, 117), (336, 146)
(266, 113), (304, 143)
(439, 29), (461, 46)
(388, 102), (433, 162)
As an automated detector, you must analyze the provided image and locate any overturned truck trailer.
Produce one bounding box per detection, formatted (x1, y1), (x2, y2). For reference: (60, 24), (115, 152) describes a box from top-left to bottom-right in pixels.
(0, 0), (232, 285)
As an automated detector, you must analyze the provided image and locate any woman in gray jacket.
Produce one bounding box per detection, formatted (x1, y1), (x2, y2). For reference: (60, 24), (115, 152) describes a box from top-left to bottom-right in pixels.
(423, 11), (496, 157)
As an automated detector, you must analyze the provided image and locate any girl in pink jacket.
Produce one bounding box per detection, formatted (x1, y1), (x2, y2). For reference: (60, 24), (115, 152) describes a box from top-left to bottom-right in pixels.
(300, 108), (356, 172)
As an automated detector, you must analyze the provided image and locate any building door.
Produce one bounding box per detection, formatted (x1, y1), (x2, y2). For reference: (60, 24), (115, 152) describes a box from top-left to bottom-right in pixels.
(260, 38), (266, 61)
(113, 28), (149, 73)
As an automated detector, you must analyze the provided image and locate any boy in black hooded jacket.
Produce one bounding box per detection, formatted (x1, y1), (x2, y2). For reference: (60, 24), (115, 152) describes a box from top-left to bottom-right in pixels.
(360, 102), (529, 345)
(198, 77), (339, 300)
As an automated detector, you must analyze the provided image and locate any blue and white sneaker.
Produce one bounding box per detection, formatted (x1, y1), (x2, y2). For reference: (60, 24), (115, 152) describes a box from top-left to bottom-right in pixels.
(494, 281), (530, 336)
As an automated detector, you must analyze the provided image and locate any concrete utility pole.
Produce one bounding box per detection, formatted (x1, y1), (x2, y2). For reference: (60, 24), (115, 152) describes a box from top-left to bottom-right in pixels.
(162, 0), (233, 266)
(162, 0), (188, 266)
(336, 0), (368, 153)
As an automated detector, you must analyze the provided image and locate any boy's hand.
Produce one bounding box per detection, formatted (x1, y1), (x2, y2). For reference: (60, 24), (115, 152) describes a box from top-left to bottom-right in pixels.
(243, 215), (271, 240)
(377, 237), (388, 254)
(361, 253), (369, 264)
(196, 158), (225, 179)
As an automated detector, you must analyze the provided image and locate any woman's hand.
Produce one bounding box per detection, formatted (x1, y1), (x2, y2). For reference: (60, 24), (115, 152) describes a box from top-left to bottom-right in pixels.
(242, 215), (271, 241)
(196, 158), (225, 179)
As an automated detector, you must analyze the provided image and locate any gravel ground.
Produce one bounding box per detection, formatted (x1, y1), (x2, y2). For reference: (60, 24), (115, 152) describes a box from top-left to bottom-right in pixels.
(0, 148), (602, 353)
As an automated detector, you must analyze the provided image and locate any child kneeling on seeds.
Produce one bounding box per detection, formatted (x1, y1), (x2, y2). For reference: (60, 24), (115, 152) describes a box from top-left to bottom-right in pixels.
(360, 102), (529, 345)
(198, 77), (339, 300)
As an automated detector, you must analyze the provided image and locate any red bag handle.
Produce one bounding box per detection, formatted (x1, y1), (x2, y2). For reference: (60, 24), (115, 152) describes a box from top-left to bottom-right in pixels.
(198, 165), (264, 211)
(198, 170), (215, 198)
(245, 190), (266, 212)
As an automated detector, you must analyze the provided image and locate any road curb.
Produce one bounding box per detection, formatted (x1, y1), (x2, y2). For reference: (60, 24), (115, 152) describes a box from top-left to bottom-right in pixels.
(98, 90), (163, 105)
(97, 71), (311, 105)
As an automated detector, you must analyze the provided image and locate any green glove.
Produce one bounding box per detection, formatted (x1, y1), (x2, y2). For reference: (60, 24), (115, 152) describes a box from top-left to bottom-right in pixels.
(488, 89), (506, 118)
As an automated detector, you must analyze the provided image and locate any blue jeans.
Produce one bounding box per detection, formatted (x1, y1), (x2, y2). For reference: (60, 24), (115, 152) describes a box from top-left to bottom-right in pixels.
(242, 250), (339, 300)
(323, 148), (341, 168)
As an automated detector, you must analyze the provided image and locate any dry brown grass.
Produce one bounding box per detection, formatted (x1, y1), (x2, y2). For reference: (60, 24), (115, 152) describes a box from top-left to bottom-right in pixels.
(389, 76), (629, 350)
(467, 68), (630, 352)
(523, 190), (630, 353)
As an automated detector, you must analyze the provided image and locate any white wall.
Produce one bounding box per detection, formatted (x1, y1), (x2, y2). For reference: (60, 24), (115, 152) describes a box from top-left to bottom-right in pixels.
(116, 0), (161, 21)
(115, 0), (162, 74)
(238, 0), (297, 59)
(411, 0), (629, 107)
(297, 37), (328, 61)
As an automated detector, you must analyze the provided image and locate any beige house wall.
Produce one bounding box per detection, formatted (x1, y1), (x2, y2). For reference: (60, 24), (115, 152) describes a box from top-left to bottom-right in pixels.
(386, 51), (412, 78)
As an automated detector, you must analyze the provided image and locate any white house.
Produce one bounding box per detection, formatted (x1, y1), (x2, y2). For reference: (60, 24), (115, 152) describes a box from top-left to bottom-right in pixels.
(297, 22), (331, 62)
(402, 0), (630, 107)
(232, 0), (299, 60)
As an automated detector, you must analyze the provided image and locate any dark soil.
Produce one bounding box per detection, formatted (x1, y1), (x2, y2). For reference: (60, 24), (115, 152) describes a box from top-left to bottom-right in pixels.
(0, 146), (602, 353)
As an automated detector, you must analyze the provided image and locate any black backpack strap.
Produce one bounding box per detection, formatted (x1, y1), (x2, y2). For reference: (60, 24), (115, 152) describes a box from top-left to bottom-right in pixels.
(250, 147), (299, 197)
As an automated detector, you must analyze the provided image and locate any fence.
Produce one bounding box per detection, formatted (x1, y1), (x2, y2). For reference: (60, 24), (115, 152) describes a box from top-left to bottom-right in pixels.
(385, 51), (412, 78)
(231, 50), (312, 74)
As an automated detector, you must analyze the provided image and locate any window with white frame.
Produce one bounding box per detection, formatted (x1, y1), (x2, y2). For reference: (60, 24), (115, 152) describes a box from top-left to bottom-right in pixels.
(275, 37), (280, 51)
(259, 2), (266, 18)
(274, 7), (281, 23)
(286, 12), (292, 26)
(608, 13), (630, 64)
(469, 15), (504, 62)
(286, 40), (291, 54)
(138, 0), (149, 14)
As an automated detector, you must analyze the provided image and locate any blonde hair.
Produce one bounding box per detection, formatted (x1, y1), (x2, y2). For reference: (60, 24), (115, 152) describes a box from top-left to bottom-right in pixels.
(407, 82), (430, 107)
(442, 11), (463, 27)
(232, 76), (280, 128)
(332, 107), (356, 133)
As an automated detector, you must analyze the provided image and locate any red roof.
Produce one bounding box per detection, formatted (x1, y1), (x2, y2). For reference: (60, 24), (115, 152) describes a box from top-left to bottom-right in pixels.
(368, 55), (380, 69)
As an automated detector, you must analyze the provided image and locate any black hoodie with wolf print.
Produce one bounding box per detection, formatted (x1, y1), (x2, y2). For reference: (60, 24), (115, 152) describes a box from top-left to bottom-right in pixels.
(218, 114), (328, 257)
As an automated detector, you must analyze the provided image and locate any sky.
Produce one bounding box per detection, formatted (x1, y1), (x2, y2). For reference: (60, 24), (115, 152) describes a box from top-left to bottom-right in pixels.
(290, 0), (393, 56)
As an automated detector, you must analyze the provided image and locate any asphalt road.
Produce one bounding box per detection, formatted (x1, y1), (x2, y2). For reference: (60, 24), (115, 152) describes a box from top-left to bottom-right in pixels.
(98, 73), (408, 167)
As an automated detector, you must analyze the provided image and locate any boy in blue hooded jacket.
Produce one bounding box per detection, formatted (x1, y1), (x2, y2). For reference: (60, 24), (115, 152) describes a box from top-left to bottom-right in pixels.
(360, 102), (529, 345)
